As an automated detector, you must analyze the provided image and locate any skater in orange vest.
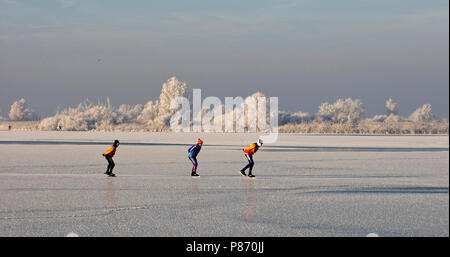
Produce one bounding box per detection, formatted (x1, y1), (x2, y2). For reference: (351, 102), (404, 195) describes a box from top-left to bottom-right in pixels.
(103, 140), (120, 177)
(240, 139), (263, 178)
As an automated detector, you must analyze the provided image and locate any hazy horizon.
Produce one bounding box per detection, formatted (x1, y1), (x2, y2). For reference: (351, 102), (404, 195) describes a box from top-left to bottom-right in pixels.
(1, 0), (448, 118)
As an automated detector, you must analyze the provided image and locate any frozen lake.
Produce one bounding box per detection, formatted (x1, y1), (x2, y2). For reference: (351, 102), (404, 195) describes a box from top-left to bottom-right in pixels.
(0, 132), (448, 237)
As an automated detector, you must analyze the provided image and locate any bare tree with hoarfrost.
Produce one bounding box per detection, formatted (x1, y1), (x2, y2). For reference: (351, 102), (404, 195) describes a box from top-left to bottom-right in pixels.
(384, 98), (403, 122)
(385, 98), (398, 115)
(8, 98), (38, 121)
(279, 111), (312, 125)
(370, 98), (402, 122)
(137, 77), (188, 130)
(38, 98), (119, 131)
(116, 104), (143, 124)
(316, 98), (364, 124)
(244, 92), (265, 132)
(39, 77), (188, 131)
(408, 104), (435, 122)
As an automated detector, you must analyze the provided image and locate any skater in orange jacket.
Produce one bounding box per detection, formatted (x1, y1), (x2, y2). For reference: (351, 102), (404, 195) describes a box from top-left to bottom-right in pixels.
(103, 140), (120, 177)
(240, 139), (263, 178)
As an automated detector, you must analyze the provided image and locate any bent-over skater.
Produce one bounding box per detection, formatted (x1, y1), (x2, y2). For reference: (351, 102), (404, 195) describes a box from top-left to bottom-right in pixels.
(240, 139), (263, 178)
(103, 140), (120, 177)
(188, 139), (203, 177)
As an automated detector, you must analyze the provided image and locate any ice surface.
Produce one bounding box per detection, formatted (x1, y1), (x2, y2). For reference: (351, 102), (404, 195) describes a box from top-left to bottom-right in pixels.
(0, 132), (448, 236)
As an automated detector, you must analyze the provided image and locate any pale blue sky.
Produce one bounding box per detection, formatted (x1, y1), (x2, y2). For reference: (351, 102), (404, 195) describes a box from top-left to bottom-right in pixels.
(0, 0), (448, 118)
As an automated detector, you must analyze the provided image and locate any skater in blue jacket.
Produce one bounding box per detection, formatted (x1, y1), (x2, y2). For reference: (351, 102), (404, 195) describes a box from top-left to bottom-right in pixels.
(188, 139), (203, 177)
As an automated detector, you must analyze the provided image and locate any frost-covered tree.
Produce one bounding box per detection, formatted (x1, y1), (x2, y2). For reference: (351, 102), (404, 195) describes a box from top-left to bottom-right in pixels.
(116, 104), (143, 124)
(39, 98), (122, 131)
(244, 92), (265, 132)
(370, 98), (402, 122)
(39, 77), (188, 131)
(384, 113), (402, 122)
(316, 98), (364, 124)
(8, 98), (38, 121)
(279, 111), (312, 125)
(385, 98), (398, 116)
(408, 104), (435, 122)
(384, 98), (403, 122)
(137, 77), (188, 130)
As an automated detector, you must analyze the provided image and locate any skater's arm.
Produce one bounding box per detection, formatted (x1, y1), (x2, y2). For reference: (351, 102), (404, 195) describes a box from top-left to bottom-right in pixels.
(188, 144), (197, 153)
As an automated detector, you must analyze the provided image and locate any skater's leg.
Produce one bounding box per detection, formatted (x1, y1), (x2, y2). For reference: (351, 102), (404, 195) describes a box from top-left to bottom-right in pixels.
(106, 156), (115, 174)
(241, 154), (254, 175)
(189, 156), (198, 174)
(105, 156), (112, 174)
(248, 163), (254, 175)
(109, 158), (115, 173)
(241, 163), (251, 172)
(247, 155), (254, 176)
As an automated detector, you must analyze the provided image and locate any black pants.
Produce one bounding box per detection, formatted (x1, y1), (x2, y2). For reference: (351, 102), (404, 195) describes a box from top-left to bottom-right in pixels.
(241, 154), (254, 175)
(105, 156), (115, 174)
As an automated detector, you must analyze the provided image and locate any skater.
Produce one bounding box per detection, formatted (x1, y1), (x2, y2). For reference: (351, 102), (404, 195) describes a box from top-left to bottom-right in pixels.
(188, 139), (203, 177)
(103, 140), (120, 177)
(240, 139), (263, 178)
